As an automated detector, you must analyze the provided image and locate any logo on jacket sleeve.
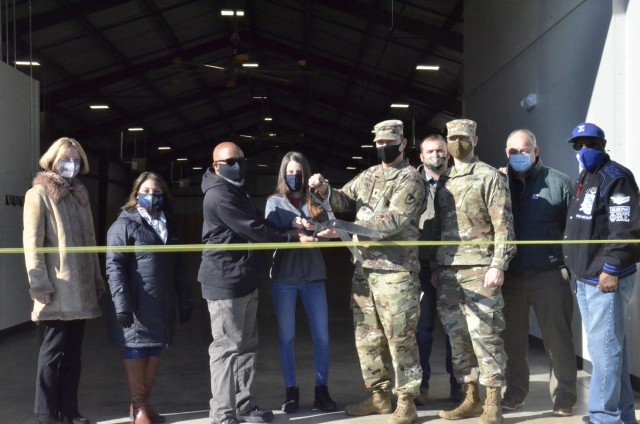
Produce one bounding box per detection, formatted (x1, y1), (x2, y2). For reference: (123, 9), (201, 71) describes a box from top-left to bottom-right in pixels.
(610, 193), (631, 205)
(609, 206), (630, 222)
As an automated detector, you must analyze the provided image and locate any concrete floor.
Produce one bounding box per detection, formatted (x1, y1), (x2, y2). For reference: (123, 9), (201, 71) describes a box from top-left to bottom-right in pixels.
(1, 249), (638, 424)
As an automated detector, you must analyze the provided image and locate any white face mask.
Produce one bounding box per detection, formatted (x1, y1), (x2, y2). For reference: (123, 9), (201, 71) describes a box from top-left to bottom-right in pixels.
(58, 159), (81, 179)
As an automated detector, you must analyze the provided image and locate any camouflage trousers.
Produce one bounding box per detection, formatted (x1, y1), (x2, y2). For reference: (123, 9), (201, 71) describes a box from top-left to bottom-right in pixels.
(351, 266), (422, 396)
(436, 265), (506, 387)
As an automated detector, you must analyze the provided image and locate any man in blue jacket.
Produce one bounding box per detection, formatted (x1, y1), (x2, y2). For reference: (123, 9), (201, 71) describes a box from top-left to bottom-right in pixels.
(500, 129), (577, 417)
(198, 141), (316, 424)
(563, 123), (640, 424)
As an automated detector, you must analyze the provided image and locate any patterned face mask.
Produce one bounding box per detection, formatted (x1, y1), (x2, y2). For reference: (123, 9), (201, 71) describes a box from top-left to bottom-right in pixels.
(138, 193), (164, 213)
(58, 159), (81, 179)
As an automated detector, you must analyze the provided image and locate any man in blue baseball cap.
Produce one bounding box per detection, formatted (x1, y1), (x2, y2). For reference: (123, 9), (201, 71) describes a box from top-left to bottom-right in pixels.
(563, 122), (640, 424)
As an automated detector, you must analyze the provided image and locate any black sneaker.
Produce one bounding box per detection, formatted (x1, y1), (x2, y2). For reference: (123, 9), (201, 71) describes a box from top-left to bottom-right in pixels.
(314, 384), (337, 412)
(239, 406), (274, 423)
(218, 417), (240, 424)
(282, 386), (299, 414)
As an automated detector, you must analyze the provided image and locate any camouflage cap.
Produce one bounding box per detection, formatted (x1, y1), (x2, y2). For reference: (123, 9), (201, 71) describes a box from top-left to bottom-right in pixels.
(446, 119), (477, 138)
(373, 119), (404, 142)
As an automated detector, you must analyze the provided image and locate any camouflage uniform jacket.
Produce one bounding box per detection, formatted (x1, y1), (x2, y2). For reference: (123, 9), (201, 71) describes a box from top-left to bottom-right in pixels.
(435, 158), (516, 270)
(330, 158), (426, 272)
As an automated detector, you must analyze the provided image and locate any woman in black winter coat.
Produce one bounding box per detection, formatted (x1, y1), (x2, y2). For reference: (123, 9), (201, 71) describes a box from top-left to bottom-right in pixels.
(106, 172), (193, 424)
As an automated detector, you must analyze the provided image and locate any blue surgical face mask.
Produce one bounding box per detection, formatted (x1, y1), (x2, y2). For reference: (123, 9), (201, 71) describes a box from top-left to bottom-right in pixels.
(577, 148), (606, 172)
(138, 193), (164, 213)
(58, 159), (81, 179)
(285, 173), (303, 192)
(509, 153), (533, 173)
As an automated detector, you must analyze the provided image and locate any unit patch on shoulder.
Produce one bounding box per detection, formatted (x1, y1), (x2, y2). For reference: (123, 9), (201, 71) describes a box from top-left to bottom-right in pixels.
(610, 193), (631, 205)
(406, 193), (416, 204)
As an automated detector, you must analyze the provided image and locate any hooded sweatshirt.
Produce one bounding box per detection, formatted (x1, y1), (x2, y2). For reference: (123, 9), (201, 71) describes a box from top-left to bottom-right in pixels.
(197, 168), (297, 300)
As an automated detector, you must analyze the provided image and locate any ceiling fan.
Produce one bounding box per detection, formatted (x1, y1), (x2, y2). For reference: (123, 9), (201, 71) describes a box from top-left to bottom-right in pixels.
(174, 30), (316, 88)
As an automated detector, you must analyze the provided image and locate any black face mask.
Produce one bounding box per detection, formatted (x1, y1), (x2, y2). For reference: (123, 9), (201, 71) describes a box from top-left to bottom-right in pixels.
(285, 174), (303, 192)
(217, 160), (247, 185)
(376, 143), (403, 164)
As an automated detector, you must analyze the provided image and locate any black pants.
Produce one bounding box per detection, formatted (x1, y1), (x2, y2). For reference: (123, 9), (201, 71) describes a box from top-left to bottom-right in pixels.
(35, 320), (86, 416)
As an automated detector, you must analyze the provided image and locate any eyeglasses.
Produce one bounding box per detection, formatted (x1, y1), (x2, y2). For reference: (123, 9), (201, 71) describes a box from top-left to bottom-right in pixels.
(572, 139), (604, 151)
(215, 157), (247, 166)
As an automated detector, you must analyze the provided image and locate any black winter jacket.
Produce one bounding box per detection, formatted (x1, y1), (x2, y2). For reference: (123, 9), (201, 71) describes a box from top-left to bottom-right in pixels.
(563, 157), (640, 284)
(106, 209), (192, 348)
(197, 169), (297, 300)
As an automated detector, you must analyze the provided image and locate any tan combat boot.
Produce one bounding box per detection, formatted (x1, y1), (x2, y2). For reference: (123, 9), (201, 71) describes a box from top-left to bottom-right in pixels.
(388, 393), (418, 424)
(438, 381), (483, 420)
(345, 391), (392, 416)
(480, 386), (503, 424)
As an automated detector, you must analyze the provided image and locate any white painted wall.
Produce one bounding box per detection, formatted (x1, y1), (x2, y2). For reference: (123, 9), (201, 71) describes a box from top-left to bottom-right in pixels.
(0, 63), (40, 330)
(464, 0), (640, 377)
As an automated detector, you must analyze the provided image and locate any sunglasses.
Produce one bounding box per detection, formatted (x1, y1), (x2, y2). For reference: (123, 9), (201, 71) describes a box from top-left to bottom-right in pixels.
(215, 157), (247, 166)
(572, 139), (604, 151)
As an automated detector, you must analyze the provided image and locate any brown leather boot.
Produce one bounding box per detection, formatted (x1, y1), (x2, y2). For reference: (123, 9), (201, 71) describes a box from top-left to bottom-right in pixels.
(124, 359), (152, 424)
(388, 393), (418, 424)
(480, 386), (503, 424)
(345, 391), (392, 416)
(144, 356), (165, 423)
(438, 381), (483, 420)
(128, 357), (165, 423)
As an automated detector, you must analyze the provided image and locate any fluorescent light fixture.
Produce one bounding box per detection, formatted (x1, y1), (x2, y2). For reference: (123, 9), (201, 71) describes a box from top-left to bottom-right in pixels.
(192, 166), (203, 170)
(15, 60), (40, 66)
(176, 158), (188, 161)
(242, 63), (259, 68)
(268, 133), (277, 137)
(157, 146), (171, 151)
(239, 134), (255, 138)
(236, 10), (245, 16)
(258, 164), (269, 168)
(252, 96), (267, 100)
(89, 105), (109, 109)
(361, 145), (374, 149)
(391, 103), (409, 108)
(416, 65), (440, 71)
(127, 127), (144, 132)
(204, 64), (226, 70)
(352, 156), (363, 160)
(263, 117), (272, 121)
(346, 166), (356, 170)
(220, 10), (234, 16)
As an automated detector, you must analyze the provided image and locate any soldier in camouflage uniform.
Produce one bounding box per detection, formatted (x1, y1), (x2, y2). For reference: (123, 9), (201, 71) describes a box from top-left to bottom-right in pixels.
(309, 120), (426, 424)
(432, 119), (515, 424)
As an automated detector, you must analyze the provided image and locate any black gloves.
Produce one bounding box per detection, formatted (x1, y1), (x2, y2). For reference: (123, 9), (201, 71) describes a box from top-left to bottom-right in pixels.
(117, 312), (134, 328)
(179, 308), (192, 325)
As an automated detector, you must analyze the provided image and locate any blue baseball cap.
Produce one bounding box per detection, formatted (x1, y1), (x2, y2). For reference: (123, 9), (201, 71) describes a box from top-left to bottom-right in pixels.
(567, 122), (606, 143)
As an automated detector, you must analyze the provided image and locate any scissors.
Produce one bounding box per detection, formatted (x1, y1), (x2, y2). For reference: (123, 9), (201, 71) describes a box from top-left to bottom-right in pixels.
(309, 184), (382, 263)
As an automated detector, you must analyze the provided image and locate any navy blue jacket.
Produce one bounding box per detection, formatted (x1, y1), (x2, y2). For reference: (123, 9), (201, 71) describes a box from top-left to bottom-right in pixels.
(197, 169), (297, 300)
(106, 209), (192, 348)
(563, 157), (640, 284)
(265, 195), (326, 284)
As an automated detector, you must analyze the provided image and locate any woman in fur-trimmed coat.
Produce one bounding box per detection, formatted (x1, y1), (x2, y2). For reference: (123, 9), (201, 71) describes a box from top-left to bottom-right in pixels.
(23, 137), (104, 424)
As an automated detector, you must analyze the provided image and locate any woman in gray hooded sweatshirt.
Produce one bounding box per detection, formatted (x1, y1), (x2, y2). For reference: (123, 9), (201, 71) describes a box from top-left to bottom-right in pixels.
(264, 151), (337, 414)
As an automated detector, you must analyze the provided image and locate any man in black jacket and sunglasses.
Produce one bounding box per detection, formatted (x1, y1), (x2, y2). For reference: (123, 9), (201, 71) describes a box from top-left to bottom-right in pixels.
(198, 141), (316, 424)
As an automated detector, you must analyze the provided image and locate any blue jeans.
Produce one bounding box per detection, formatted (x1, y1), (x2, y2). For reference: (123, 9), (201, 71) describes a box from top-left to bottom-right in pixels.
(576, 274), (637, 424)
(271, 280), (330, 387)
(416, 268), (458, 389)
